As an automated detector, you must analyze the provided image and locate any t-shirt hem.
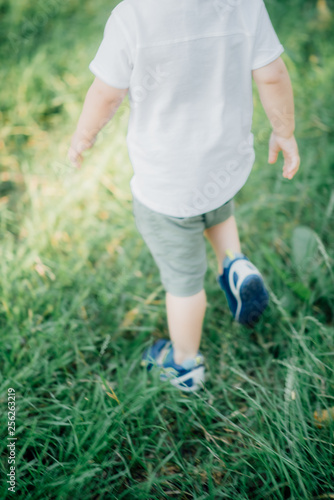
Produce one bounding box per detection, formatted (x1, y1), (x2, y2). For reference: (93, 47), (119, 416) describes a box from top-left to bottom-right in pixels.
(251, 45), (284, 71)
(131, 184), (235, 218)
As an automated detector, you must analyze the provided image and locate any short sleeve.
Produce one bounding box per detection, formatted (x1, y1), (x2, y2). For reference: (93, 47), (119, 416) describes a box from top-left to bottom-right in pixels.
(251, 0), (284, 71)
(89, 10), (133, 88)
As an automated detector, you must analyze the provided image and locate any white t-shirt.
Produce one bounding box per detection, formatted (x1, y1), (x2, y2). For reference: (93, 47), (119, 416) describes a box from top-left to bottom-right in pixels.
(89, 0), (284, 217)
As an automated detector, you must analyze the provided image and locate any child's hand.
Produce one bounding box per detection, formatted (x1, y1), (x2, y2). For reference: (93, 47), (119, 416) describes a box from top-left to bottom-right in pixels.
(67, 132), (96, 169)
(268, 132), (300, 180)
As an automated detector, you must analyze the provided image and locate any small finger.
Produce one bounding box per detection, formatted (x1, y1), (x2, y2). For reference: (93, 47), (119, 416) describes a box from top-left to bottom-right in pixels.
(73, 158), (82, 169)
(284, 159), (299, 177)
(68, 151), (82, 169)
(283, 166), (298, 180)
(269, 154), (278, 164)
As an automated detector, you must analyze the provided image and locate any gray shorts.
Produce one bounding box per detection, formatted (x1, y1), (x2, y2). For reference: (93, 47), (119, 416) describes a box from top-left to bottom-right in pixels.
(132, 195), (235, 297)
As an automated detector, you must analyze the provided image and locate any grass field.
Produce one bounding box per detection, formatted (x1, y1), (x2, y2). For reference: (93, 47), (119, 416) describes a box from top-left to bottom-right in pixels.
(0, 0), (334, 498)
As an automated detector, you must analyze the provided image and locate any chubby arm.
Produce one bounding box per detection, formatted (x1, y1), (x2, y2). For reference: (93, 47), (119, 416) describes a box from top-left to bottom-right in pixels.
(68, 77), (128, 168)
(252, 57), (300, 180)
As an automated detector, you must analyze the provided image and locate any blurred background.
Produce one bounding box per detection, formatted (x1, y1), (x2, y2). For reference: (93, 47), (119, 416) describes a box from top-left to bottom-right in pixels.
(0, 0), (334, 498)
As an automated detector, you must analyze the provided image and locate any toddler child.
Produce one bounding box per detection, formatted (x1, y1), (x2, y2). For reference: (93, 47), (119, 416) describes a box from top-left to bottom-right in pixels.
(68, 0), (300, 392)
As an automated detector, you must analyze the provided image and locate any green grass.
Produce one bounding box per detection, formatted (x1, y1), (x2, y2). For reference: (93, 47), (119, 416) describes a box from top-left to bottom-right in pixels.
(0, 0), (334, 498)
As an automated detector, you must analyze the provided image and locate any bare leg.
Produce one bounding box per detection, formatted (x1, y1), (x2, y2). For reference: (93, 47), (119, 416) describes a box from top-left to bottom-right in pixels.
(204, 215), (241, 275)
(165, 289), (206, 365)
(164, 216), (240, 365)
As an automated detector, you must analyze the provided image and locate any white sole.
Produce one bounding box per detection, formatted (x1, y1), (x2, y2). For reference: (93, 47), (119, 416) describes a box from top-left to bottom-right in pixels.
(228, 259), (262, 321)
(161, 365), (205, 392)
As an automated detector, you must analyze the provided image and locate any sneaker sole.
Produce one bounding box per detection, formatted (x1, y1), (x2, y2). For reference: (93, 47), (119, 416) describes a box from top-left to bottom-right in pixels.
(239, 274), (269, 326)
(160, 365), (205, 393)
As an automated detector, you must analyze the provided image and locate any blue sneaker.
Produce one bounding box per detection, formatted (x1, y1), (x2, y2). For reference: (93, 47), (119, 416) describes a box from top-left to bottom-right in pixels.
(217, 250), (269, 327)
(141, 339), (205, 393)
